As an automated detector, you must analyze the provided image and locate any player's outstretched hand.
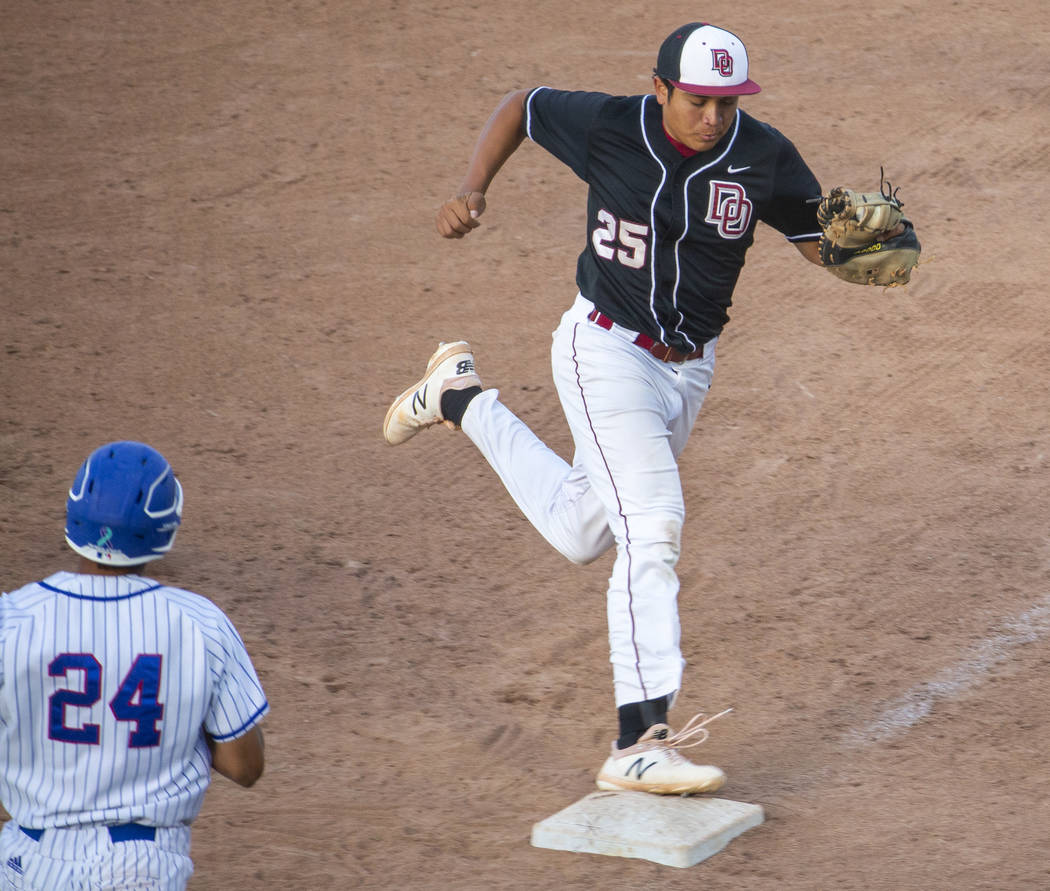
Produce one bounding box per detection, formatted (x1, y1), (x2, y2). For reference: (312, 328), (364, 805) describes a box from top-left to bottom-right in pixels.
(436, 191), (486, 238)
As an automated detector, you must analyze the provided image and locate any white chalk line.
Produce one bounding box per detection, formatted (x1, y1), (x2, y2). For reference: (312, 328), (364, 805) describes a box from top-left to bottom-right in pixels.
(844, 591), (1050, 747)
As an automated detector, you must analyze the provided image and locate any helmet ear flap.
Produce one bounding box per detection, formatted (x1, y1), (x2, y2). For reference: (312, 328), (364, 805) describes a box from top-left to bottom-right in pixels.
(64, 441), (183, 566)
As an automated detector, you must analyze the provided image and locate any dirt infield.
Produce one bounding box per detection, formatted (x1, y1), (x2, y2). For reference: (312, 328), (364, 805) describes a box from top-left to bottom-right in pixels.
(3, 1), (1050, 888)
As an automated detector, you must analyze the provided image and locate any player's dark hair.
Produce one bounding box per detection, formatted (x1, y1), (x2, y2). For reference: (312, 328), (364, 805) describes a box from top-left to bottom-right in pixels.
(652, 68), (675, 93)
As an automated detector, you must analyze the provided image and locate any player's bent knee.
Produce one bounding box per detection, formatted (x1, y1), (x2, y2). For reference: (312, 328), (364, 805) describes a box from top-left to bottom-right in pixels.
(557, 541), (608, 566)
(555, 528), (616, 565)
(563, 547), (603, 566)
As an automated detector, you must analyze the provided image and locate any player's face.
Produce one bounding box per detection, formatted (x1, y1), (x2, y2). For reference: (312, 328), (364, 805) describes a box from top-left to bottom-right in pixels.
(655, 78), (739, 152)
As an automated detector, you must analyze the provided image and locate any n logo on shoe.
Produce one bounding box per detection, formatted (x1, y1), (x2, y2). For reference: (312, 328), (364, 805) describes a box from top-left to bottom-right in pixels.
(455, 359), (474, 375)
(411, 385), (428, 414)
(626, 757), (657, 780)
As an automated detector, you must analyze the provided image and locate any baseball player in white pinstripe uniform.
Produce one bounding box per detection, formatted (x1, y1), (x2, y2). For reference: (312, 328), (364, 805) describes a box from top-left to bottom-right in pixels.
(0, 441), (269, 890)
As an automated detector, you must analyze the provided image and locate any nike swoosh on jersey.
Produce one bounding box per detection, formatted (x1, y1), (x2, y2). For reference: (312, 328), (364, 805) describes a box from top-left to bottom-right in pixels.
(727, 165), (750, 173)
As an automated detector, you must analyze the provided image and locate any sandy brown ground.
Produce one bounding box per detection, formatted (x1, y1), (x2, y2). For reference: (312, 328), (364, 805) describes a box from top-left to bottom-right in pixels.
(3, 1), (1050, 888)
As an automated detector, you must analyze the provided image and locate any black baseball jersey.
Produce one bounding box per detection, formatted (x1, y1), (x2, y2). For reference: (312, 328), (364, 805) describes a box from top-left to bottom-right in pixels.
(524, 87), (822, 351)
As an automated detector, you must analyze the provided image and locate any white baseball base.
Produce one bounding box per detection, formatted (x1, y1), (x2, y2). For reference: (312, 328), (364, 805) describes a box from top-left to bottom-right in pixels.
(530, 790), (764, 868)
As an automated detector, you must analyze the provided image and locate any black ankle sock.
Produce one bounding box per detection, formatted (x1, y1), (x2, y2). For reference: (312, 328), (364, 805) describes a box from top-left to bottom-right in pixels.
(616, 695), (669, 749)
(440, 386), (482, 426)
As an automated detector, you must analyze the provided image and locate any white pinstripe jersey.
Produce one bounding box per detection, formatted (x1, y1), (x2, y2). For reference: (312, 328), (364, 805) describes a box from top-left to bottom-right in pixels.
(0, 572), (268, 828)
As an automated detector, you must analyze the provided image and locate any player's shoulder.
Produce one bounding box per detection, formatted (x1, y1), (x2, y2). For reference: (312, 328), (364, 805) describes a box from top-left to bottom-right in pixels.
(156, 582), (217, 607)
(737, 109), (795, 146)
(528, 85), (614, 102)
(155, 585), (255, 661)
(527, 86), (639, 118)
(157, 583), (237, 627)
(1, 573), (71, 606)
(0, 574), (70, 635)
(1, 579), (42, 601)
(731, 110), (813, 173)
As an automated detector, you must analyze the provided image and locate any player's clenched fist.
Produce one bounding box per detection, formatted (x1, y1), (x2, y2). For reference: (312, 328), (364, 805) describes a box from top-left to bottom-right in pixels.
(436, 191), (486, 238)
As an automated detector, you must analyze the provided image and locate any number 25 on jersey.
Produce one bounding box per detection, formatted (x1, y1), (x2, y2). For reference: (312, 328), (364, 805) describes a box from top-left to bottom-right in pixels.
(592, 210), (650, 269)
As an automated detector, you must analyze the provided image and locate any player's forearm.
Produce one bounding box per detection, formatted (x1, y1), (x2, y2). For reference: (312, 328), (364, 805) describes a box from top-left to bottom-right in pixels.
(207, 725), (265, 787)
(457, 89), (529, 195)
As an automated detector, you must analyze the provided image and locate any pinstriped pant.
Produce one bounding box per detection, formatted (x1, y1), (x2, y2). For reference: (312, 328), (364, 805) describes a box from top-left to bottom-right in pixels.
(0, 821), (192, 890)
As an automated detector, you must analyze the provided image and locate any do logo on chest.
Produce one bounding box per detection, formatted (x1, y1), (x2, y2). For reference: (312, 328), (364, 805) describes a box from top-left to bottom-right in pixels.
(706, 181), (753, 239)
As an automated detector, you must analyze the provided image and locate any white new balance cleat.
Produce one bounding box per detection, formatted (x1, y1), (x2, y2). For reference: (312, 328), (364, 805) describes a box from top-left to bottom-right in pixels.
(595, 710), (731, 796)
(382, 341), (481, 445)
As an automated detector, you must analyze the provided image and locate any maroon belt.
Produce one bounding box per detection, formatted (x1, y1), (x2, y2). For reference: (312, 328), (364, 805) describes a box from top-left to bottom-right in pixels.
(587, 309), (704, 363)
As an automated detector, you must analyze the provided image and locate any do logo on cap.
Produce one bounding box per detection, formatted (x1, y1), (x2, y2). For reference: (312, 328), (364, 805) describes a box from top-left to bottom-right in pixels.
(654, 23), (761, 96)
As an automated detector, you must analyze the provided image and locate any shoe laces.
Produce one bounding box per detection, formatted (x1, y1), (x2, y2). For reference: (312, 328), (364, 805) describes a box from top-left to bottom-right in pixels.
(664, 708), (733, 749)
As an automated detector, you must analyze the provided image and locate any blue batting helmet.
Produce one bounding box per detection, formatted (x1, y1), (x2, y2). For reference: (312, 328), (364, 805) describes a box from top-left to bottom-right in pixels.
(65, 441), (183, 566)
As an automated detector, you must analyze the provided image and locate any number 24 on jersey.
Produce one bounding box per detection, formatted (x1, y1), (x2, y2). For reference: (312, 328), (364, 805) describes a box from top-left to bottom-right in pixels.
(48, 653), (164, 748)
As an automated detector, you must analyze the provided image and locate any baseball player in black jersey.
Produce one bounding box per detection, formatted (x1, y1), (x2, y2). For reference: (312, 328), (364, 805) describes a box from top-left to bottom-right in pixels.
(384, 23), (906, 795)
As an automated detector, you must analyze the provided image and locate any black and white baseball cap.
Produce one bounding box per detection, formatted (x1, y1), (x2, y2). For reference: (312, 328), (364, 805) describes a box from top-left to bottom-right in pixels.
(654, 23), (761, 96)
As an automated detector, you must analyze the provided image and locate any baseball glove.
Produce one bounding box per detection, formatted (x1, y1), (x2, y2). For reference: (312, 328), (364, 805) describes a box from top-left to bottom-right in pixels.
(817, 171), (920, 287)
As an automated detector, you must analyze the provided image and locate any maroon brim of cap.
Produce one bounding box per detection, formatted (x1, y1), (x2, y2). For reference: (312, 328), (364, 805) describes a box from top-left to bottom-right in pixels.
(669, 78), (761, 96)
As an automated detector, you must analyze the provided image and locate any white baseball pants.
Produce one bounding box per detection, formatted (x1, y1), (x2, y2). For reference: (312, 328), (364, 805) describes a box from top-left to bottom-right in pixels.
(461, 294), (716, 706)
(0, 821), (193, 890)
